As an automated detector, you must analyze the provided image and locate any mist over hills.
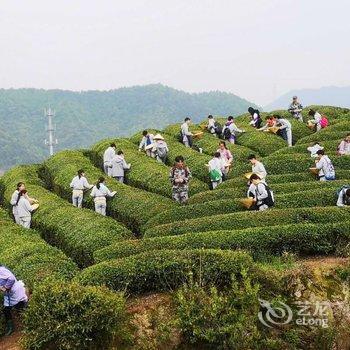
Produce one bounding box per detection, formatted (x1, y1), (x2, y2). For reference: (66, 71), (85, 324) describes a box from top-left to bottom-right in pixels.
(265, 86), (350, 111)
(0, 84), (257, 170)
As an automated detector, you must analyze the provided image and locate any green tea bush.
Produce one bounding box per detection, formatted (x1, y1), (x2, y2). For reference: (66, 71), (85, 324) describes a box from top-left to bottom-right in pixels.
(22, 281), (128, 350)
(297, 130), (350, 144)
(301, 106), (350, 121)
(0, 208), (78, 288)
(143, 188), (339, 230)
(144, 206), (350, 238)
(40, 150), (176, 233)
(220, 170), (350, 189)
(189, 179), (348, 204)
(96, 221), (350, 262)
(90, 138), (207, 196)
(77, 249), (253, 294)
(175, 271), (261, 349)
(0, 165), (132, 267)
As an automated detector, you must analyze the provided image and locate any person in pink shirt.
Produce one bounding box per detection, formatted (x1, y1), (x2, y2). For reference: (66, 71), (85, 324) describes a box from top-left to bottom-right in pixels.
(217, 141), (233, 179)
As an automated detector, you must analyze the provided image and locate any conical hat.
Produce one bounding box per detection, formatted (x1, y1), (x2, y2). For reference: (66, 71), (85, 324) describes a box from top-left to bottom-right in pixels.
(153, 134), (164, 140)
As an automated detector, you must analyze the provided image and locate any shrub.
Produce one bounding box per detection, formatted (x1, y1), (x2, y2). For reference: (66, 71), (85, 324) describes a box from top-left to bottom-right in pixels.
(21, 281), (128, 350)
(175, 271), (261, 349)
(189, 179), (348, 204)
(144, 206), (350, 238)
(143, 188), (340, 230)
(77, 250), (253, 294)
(235, 131), (287, 157)
(0, 165), (132, 267)
(297, 130), (350, 144)
(0, 208), (78, 289)
(220, 170), (350, 189)
(40, 150), (175, 233)
(300, 106), (350, 121)
(96, 221), (350, 262)
(90, 138), (207, 196)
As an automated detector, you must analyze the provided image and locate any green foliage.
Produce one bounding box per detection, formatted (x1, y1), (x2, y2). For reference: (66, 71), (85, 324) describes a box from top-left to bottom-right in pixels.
(21, 281), (128, 350)
(143, 188), (341, 230)
(40, 150), (175, 233)
(0, 208), (78, 289)
(0, 85), (257, 169)
(96, 221), (350, 262)
(0, 165), (131, 267)
(90, 138), (207, 196)
(77, 250), (253, 294)
(189, 179), (349, 204)
(300, 105), (350, 120)
(297, 130), (350, 144)
(175, 271), (261, 349)
(144, 206), (350, 238)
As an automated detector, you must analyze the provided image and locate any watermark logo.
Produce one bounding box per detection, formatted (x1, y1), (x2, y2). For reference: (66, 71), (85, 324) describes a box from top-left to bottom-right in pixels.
(258, 299), (330, 328)
(258, 299), (293, 328)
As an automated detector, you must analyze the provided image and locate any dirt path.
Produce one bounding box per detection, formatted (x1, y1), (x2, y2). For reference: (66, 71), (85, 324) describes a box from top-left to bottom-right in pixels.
(0, 331), (21, 350)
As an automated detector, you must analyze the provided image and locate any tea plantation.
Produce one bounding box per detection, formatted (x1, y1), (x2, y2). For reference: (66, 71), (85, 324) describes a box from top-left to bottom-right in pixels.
(1, 105), (350, 349)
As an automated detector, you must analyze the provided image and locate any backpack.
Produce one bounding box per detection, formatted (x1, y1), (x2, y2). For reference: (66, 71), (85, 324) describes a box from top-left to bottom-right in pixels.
(320, 116), (329, 129)
(337, 185), (350, 205)
(156, 144), (168, 161)
(222, 126), (232, 140)
(214, 121), (223, 135)
(209, 169), (222, 182)
(256, 183), (275, 208)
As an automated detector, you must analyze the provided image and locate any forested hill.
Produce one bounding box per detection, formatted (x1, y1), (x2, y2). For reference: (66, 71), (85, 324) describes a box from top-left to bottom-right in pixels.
(0, 84), (257, 170)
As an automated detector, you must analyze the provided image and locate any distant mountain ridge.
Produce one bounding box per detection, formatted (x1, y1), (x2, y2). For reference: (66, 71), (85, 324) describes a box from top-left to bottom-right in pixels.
(265, 86), (350, 111)
(0, 84), (258, 170)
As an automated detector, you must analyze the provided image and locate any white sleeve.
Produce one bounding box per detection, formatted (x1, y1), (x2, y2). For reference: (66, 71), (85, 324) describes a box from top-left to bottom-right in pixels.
(139, 137), (146, 150)
(24, 199), (33, 213)
(337, 190), (344, 207)
(104, 186), (114, 197)
(256, 184), (268, 201)
(315, 158), (324, 170)
(90, 187), (96, 198)
(123, 159), (131, 170)
(83, 177), (91, 189)
(10, 192), (18, 206)
(70, 177), (75, 188)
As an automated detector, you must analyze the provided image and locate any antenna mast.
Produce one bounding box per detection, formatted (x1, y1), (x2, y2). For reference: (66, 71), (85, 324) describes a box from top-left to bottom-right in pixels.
(44, 107), (58, 156)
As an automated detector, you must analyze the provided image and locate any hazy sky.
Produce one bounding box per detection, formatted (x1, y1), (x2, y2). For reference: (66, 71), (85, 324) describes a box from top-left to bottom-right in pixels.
(1, 0), (349, 105)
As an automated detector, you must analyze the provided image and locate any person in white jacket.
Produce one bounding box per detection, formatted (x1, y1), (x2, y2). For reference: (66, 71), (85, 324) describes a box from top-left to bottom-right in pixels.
(275, 115), (293, 147)
(337, 134), (350, 156)
(248, 154), (267, 183)
(207, 115), (216, 135)
(139, 130), (155, 157)
(10, 183), (37, 224)
(70, 169), (93, 208)
(16, 190), (37, 228)
(222, 116), (245, 144)
(248, 174), (274, 211)
(288, 96), (303, 122)
(153, 134), (169, 164)
(103, 143), (116, 176)
(207, 152), (225, 189)
(90, 177), (116, 216)
(181, 117), (193, 147)
(308, 110), (322, 132)
(315, 150), (336, 181)
(111, 151), (131, 183)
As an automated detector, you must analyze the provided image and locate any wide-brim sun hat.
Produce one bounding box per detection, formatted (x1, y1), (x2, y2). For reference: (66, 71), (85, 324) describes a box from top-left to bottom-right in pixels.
(153, 134), (164, 140)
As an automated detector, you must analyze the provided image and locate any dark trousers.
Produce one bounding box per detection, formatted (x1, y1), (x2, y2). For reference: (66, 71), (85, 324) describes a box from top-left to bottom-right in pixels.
(3, 301), (27, 321)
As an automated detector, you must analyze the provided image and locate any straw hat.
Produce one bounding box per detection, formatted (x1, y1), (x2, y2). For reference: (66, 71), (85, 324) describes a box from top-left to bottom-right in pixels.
(193, 131), (204, 138)
(153, 134), (164, 141)
(244, 172), (263, 180)
(240, 197), (255, 209)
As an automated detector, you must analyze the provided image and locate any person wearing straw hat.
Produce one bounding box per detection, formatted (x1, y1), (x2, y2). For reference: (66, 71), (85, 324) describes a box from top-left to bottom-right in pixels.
(15, 190), (39, 228)
(70, 169), (93, 208)
(139, 130), (155, 157)
(288, 96), (303, 122)
(0, 265), (28, 335)
(315, 149), (335, 181)
(103, 143), (116, 176)
(248, 154), (267, 183)
(153, 134), (169, 164)
(307, 142), (324, 158)
(90, 177), (116, 216)
(111, 150), (131, 183)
